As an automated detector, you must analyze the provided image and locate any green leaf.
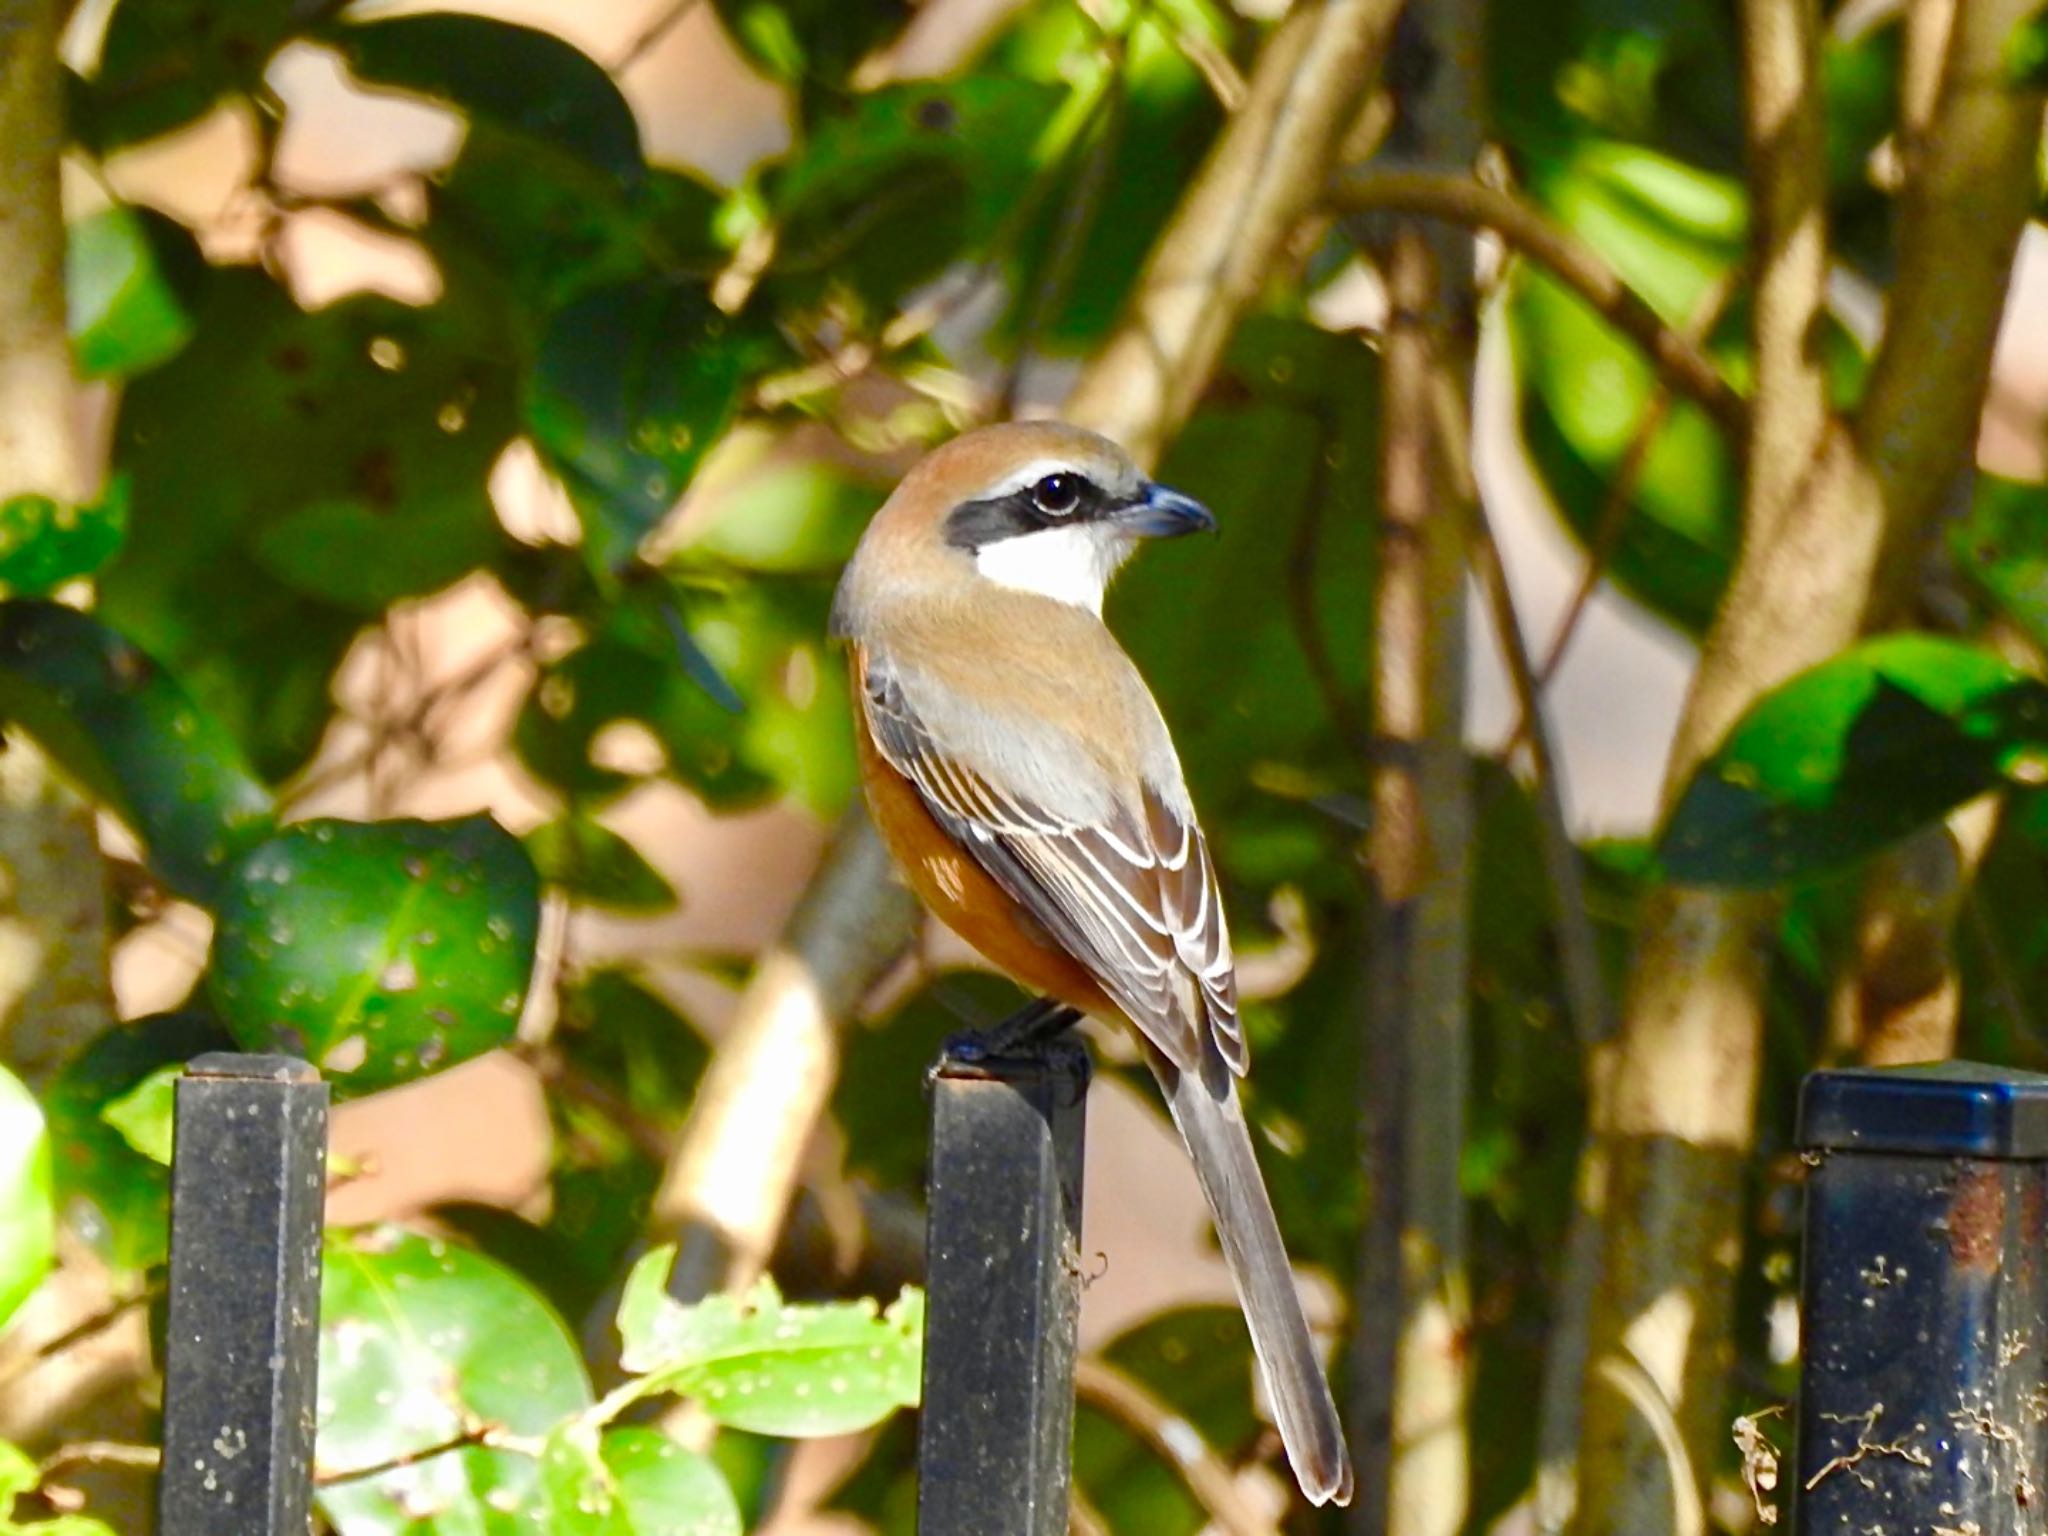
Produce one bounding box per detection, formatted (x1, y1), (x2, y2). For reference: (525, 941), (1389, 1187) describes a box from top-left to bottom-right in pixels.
(0, 1440), (36, 1505)
(45, 1013), (232, 1271)
(1660, 636), (2048, 886)
(2008, 5), (2048, 84)
(101, 268), (515, 778)
(541, 1425), (742, 1536)
(316, 1227), (591, 1535)
(1507, 137), (1745, 631)
(1953, 474), (2048, 651)
(67, 206), (196, 378)
(712, 0), (913, 87)
(526, 280), (761, 571)
(0, 1066), (53, 1331)
(85, 0), (296, 150)
(328, 13), (644, 185)
(526, 814), (675, 912)
(677, 457), (881, 575)
(0, 601), (274, 902)
(0, 480), (126, 597)
(98, 1064), (179, 1167)
(767, 78), (1063, 312)
(616, 1252), (923, 1436)
(209, 816), (541, 1094)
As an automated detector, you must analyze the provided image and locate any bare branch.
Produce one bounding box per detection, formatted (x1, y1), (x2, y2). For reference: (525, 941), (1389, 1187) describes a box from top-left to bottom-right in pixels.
(1327, 171), (1745, 435)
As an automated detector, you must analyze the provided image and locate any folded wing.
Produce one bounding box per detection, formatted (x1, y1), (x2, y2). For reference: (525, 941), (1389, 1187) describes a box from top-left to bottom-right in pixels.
(859, 647), (1246, 1077)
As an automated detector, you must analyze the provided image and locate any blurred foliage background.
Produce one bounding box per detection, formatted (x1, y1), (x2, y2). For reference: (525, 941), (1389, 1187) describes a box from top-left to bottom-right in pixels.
(1, 0), (2048, 1531)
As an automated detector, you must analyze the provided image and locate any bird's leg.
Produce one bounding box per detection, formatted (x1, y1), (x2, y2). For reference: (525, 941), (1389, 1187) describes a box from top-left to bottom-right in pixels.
(944, 995), (1083, 1062)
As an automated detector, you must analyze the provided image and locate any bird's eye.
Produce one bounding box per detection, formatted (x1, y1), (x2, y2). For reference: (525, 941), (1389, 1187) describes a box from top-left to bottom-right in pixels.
(1030, 473), (1084, 517)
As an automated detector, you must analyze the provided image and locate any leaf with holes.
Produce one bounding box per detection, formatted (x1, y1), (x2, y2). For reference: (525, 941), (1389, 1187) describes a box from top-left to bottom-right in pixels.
(0, 602), (274, 903)
(208, 817), (540, 1094)
(616, 1252), (923, 1436)
(0, 1065), (53, 1332)
(316, 1228), (591, 1534)
(540, 1425), (742, 1536)
(1660, 636), (2048, 886)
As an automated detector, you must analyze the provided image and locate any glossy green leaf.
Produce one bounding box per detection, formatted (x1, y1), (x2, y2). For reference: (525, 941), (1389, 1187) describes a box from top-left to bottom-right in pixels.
(98, 1063), (179, 1167)
(1660, 636), (2048, 886)
(209, 816), (540, 1094)
(316, 1228), (591, 1534)
(0, 478), (127, 595)
(540, 1425), (742, 1536)
(527, 280), (761, 571)
(330, 13), (643, 184)
(45, 1012), (232, 1271)
(0, 1065), (53, 1331)
(526, 813), (675, 912)
(1507, 137), (1745, 631)
(616, 1252), (923, 1436)
(1952, 474), (2048, 650)
(67, 206), (196, 378)
(101, 268), (515, 778)
(0, 601), (274, 902)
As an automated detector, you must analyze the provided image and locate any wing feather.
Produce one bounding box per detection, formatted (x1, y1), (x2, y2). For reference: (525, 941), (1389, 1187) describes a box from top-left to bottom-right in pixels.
(860, 648), (1243, 1075)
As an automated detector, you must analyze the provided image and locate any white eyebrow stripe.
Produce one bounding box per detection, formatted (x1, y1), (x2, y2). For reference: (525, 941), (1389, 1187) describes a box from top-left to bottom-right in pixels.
(970, 457), (1133, 504)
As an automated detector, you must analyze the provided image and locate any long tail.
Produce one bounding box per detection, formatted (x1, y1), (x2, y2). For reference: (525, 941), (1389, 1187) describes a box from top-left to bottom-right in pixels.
(1152, 1047), (1355, 1506)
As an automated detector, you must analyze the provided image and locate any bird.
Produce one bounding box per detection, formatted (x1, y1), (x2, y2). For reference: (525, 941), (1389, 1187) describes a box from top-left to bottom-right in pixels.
(830, 419), (1354, 1507)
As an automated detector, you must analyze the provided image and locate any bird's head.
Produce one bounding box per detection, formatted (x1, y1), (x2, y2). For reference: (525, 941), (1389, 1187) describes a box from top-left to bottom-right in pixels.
(835, 422), (1214, 630)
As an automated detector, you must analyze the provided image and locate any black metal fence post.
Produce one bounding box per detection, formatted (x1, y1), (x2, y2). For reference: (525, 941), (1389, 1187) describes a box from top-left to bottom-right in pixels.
(916, 1038), (1090, 1536)
(158, 1053), (328, 1536)
(1797, 1062), (2048, 1536)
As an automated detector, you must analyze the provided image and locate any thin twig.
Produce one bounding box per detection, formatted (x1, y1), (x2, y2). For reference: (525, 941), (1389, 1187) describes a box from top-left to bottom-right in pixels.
(1328, 170), (1744, 435)
(1075, 1356), (1281, 1536)
(37, 1441), (161, 1479)
(315, 1423), (501, 1488)
(0, 1288), (153, 1392)
(615, 0), (704, 70)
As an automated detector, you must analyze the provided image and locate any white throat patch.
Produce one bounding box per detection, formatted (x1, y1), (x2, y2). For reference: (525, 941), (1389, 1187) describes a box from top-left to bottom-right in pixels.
(974, 522), (1130, 613)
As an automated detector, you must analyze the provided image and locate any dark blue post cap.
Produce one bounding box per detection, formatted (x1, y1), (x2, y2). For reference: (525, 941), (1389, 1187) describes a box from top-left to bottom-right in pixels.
(1800, 1060), (2048, 1158)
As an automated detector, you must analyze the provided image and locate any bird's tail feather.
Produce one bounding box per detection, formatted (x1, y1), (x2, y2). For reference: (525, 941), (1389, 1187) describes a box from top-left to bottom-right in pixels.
(1153, 1049), (1355, 1507)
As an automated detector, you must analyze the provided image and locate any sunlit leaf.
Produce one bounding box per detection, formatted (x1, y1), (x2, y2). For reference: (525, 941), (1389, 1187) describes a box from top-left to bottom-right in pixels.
(1660, 636), (2048, 886)
(616, 1251), (923, 1436)
(99, 1063), (179, 1167)
(68, 205), (197, 378)
(316, 1228), (591, 1535)
(0, 478), (127, 595)
(0, 1065), (53, 1332)
(209, 816), (540, 1094)
(540, 1424), (742, 1536)
(712, 0), (913, 88)
(0, 601), (274, 903)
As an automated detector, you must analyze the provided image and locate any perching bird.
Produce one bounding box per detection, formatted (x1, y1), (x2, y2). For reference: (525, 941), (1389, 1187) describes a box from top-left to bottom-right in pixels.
(831, 420), (1354, 1507)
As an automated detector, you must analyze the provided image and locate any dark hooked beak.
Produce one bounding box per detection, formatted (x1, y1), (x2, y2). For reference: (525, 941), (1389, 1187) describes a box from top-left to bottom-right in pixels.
(1115, 482), (1217, 538)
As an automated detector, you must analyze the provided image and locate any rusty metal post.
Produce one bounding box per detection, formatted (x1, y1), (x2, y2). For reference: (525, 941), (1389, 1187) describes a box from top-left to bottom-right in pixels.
(1796, 1062), (2048, 1536)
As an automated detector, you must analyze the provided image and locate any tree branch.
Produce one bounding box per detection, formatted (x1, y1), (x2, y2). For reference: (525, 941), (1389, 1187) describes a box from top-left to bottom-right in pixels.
(1074, 1357), (1280, 1536)
(1574, 0), (2045, 1526)
(1327, 171), (1745, 436)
